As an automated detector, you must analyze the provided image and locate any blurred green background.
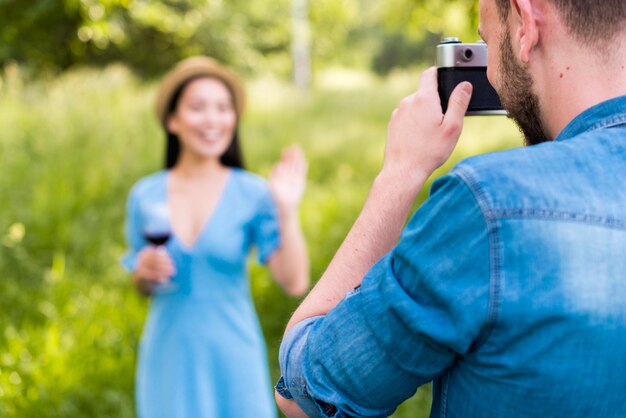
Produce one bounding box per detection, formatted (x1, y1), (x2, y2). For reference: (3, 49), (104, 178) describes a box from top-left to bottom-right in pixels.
(0, 0), (522, 416)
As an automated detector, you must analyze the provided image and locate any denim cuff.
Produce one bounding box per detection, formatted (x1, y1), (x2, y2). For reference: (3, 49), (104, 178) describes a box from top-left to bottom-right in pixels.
(278, 316), (338, 418)
(275, 376), (293, 400)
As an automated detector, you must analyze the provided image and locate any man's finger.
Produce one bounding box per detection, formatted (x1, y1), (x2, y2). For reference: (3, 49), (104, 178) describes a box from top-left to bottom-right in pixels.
(418, 67), (439, 96)
(442, 82), (473, 128)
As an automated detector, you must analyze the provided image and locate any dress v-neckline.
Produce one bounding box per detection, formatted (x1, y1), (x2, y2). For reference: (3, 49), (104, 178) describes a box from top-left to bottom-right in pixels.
(165, 168), (234, 252)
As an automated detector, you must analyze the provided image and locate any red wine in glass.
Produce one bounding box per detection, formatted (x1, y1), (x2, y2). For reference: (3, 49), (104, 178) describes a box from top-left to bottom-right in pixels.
(144, 232), (171, 247)
(143, 230), (176, 293)
(143, 203), (176, 293)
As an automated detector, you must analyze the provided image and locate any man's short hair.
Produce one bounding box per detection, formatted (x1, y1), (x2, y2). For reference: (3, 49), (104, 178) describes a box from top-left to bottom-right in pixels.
(494, 0), (626, 48)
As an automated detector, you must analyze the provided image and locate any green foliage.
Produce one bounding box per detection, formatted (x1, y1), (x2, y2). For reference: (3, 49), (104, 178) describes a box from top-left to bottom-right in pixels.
(368, 0), (482, 74)
(0, 0), (292, 77)
(379, 0), (478, 41)
(0, 0), (480, 78)
(0, 65), (521, 417)
(371, 31), (441, 75)
(0, 64), (157, 416)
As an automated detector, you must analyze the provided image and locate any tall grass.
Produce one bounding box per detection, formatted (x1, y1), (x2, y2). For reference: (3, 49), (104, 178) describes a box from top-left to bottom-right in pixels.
(0, 65), (521, 417)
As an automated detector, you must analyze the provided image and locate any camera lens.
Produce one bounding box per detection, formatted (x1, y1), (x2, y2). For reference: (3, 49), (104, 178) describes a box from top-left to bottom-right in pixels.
(462, 48), (473, 61)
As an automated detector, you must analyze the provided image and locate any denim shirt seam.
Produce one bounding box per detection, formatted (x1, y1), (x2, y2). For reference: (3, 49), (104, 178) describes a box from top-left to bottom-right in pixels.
(584, 114), (626, 135)
(447, 168), (503, 354)
(485, 208), (626, 230)
(440, 371), (450, 418)
(556, 99), (626, 141)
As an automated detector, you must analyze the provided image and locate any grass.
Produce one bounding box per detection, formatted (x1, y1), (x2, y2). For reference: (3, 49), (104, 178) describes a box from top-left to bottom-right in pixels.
(0, 64), (521, 417)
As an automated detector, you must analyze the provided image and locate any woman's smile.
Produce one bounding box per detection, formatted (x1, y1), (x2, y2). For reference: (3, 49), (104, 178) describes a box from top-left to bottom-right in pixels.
(167, 77), (238, 161)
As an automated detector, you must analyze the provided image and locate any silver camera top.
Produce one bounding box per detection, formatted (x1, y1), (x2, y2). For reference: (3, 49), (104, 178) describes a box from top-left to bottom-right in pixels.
(436, 38), (489, 68)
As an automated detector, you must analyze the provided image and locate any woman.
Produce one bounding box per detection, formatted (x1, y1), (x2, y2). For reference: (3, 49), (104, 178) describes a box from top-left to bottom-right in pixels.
(121, 56), (309, 418)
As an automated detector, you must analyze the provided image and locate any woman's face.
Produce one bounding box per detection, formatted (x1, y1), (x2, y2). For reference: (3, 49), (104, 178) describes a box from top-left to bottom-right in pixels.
(167, 77), (237, 162)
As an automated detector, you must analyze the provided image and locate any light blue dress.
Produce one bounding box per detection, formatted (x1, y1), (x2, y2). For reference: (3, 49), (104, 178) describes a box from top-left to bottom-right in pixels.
(122, 168), (280, 418)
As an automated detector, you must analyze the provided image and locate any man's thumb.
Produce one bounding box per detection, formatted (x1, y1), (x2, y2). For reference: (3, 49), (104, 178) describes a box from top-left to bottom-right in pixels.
(444, 82), (473, 121)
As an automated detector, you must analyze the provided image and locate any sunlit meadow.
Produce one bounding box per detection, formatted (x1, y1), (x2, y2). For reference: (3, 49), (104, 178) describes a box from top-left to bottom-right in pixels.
(0, 64), (520, 417)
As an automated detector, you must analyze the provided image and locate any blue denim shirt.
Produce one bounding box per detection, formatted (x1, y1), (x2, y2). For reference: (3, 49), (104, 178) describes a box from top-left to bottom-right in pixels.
(277, 95), (626, 418)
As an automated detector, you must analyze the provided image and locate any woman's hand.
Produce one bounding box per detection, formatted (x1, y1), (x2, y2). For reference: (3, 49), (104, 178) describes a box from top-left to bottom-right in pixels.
(269, 145), (308, 213)
(133, 247), (176, 295)
(267, 144), (310, 297)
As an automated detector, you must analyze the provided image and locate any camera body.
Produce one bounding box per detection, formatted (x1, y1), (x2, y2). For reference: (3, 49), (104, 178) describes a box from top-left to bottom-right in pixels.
(437, 37), (506, 116)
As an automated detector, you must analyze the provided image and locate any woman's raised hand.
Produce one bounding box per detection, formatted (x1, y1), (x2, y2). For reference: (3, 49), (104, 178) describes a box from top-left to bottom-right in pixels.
(269, 145), (308, 212)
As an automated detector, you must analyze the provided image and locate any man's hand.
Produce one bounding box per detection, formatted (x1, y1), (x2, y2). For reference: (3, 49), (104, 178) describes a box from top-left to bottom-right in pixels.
(381, 67), (472, 192)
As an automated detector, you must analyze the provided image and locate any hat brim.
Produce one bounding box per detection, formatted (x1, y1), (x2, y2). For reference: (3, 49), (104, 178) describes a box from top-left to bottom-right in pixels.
(155, 56), (245, 127)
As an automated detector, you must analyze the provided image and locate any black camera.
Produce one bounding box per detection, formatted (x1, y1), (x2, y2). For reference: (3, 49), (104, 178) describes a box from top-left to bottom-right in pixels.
(437, 37), (506, 116)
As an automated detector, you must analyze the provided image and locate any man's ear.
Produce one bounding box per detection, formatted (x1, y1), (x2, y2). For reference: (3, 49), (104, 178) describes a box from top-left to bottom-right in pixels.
(510, 0), (540, 64)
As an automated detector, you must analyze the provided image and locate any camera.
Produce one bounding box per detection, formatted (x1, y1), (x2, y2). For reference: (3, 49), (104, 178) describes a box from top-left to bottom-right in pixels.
(437, 37), (506, 116)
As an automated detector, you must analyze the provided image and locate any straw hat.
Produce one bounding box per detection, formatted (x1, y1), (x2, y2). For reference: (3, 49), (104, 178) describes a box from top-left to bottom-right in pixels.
(154, 56), (245, 127)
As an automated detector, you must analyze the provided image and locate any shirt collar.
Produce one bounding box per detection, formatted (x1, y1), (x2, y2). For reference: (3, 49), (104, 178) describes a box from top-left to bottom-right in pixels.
(555, 95), (626, 142)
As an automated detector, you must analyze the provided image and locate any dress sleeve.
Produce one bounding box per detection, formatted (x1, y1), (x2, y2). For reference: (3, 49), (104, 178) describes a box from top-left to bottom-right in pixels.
(277, 172), (493, 417)
(120, 185), (146, 272)
(250, 182), (281, 264)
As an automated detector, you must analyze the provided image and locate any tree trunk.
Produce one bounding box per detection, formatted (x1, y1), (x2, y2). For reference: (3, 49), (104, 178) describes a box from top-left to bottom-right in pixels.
(291, 0), (311, 89)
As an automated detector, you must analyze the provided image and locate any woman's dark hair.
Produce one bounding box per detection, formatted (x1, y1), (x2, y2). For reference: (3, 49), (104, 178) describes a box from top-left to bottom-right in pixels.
(164, 76), (245, 169)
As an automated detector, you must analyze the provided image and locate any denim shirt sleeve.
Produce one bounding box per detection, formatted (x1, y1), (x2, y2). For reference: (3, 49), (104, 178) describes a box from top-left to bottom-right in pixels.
(277, 173), (492, 417)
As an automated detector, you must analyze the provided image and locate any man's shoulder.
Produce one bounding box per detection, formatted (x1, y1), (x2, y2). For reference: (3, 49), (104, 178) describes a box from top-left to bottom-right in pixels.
(448, 141), (575, 211)
(445, 128), (626, 220)
(453, 145), (537, 181)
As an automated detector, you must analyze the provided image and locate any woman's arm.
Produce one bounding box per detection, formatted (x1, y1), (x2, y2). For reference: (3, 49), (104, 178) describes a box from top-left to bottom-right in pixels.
(123, 186), (176, 297)
(267, 145), (310, 296)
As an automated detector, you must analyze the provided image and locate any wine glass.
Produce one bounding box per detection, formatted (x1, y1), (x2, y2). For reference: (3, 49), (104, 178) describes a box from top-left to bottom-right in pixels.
(143, 202), (176, 293)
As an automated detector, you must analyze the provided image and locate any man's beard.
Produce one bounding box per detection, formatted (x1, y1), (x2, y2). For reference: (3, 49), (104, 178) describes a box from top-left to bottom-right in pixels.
(497, 31), (551, 145)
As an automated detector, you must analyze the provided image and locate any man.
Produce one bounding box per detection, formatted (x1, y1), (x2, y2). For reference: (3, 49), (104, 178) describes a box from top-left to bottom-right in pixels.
(276, 0), (626, 416)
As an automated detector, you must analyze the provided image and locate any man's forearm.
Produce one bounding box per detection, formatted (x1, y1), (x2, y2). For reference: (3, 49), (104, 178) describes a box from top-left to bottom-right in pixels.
(285, 171), (425, 333)
(283, 68), (471, 333)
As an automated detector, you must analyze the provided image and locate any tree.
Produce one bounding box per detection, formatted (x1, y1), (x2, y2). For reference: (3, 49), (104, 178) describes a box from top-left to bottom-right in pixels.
(291, 0), (311, 88)
(0, 0), (478, 78)
(0, 0), (292, 77)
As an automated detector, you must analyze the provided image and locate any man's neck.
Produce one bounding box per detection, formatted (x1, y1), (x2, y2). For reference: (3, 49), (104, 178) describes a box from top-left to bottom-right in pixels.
(537, 35), (626, 138)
